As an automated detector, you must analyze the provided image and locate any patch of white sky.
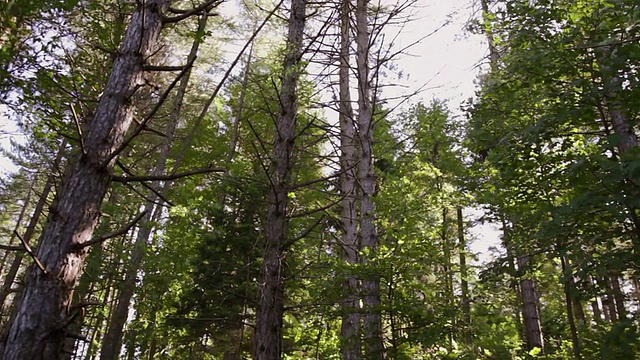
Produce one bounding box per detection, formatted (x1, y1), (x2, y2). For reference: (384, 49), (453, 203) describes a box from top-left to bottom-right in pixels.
(0, 0), (501, 263)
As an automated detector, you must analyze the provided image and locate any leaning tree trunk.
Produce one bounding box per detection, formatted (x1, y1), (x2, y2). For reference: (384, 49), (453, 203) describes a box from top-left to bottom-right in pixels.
(99, 12), (207, 360)
(338, 0), (362, 358)
(355, 0), (385, 357)
(253, 0), (307, 358)
(1, 2), (170, 358)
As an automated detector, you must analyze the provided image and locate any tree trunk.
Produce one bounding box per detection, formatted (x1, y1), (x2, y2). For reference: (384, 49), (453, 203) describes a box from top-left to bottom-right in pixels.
(561, 256), (582, 360)
(1, 2), (170, 358)
(253, 0), (307, 358)
(479, 0), (499, 69)
(517, 254), (544, 352)
(0, 180), (32, 277)
(355, 0), (385, 357)
(609, 272), (627, 320)
(457, 207), (472, 345)
(338, 0), (362, 358)
(591, 297), (603, 324)
(98, 11), (207, 360)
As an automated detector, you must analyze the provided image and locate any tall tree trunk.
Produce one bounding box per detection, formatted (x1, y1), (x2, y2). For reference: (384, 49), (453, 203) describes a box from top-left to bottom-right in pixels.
(441, 207), (454, 347)
(517, 254), (544, 352)
(338, 0), (362, 358)
(0, 2), (170, 358)
(457, 207), (472, 345)
(98, 12), (207, 360)
(253, 0), (307, 358)
(355, 0), (385, 357)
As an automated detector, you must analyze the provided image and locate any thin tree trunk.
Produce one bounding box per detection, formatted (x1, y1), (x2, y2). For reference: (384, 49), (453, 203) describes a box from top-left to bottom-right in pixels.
(591, 297), (603, 324)
(441, 207), (454, 347)
(517, 254), (544, 352)
(457, 207), (472, 345)
(355, 0), (384, 357)
(609, 272), (627, 320)
(600, 276), (618, 322)
(561, 256), (582, 360)
(479, 0), (499, 69)
(338, 0), (362, 357)
(98, 11), (206, 360)
(1, 2), (170, 357)
(0, 181), (32, 276)
(253, 0), (307, 358)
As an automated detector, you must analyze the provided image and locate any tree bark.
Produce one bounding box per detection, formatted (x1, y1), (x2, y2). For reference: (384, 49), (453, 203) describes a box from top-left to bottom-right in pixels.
(338, 0), (362, 358)
(1, 2), (170, 358)
(98, 11), (207, 360)
(517, 254), (544, 352)
(355, 0), (385, 357)
(253, 0), (307, 358)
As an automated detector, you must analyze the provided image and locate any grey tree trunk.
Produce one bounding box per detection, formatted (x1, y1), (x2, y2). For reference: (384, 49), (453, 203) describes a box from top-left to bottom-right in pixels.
(1, 2), (170, 358)
(98, 12), (207, 360)
(517, 254), (544, 352)
(253, 0), (307, 358)
(355, 0), (385, 357)
(338, 0), (362, 358)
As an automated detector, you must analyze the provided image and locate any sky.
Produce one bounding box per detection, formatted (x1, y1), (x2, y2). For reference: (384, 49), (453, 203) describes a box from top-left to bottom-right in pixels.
(0, 0), (499, 262)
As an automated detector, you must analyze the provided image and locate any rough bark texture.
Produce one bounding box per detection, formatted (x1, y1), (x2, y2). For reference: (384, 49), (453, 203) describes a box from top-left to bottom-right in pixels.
(338, 0), (362, 358)
(517, 254), (544, 352)
(98, 12), (206, 360)
(1, 2), (169, 358)
(355, 0), (385, 357)
(253, 0), (307, 358)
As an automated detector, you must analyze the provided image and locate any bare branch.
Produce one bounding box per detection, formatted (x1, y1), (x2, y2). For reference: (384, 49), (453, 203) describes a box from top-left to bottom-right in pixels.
(112, 167), (224, 183)
(77, 210), (148, 249)
(14, 231), (47, 274)
(164, 0), (223, 23)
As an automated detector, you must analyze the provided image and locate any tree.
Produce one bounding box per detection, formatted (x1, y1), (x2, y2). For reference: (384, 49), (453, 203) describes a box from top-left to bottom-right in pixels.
(1, 1), (172, 357)
(253, 0), (308, 358)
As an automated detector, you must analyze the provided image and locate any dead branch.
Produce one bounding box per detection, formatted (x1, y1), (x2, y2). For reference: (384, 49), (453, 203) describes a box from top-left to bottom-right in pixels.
(14, 230), (47, 274)
(112, 167), (224, 183)
(77, 210), (148, 249)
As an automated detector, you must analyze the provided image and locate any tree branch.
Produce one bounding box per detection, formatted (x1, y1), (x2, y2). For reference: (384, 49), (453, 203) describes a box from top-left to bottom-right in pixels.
(14, 230), (47, 274)
(164, 0), (223, 23)
(112, 167), (224, 183)
(77, 210), (148, 249)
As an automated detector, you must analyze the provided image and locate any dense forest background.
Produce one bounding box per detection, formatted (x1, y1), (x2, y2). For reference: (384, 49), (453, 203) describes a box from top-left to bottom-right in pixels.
(0, 0), (639, 359)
